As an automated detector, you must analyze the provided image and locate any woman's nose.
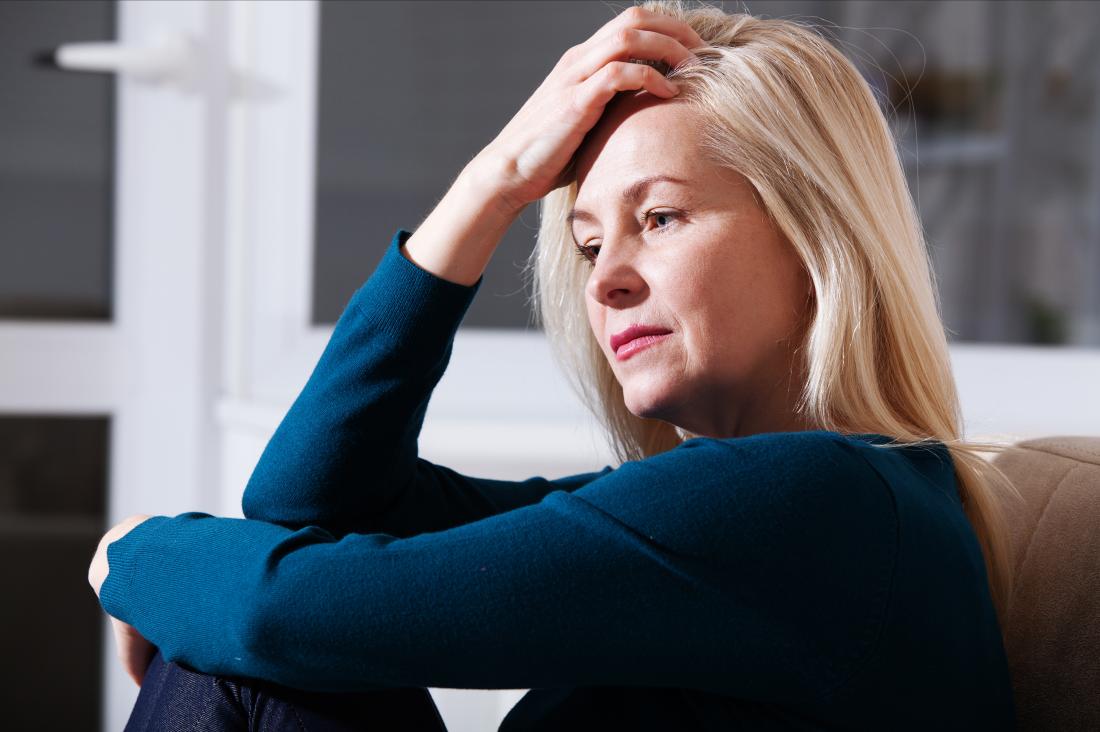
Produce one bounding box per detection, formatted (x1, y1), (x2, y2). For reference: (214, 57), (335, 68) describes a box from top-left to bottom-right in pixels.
(585, 241), (646, 307)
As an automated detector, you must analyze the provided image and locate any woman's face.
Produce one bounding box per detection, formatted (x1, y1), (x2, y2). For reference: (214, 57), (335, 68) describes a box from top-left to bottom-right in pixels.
(571, 92), (813, 438)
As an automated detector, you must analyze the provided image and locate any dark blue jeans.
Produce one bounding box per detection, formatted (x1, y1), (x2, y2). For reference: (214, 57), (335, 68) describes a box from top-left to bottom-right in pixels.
(125, 650), (449, 731)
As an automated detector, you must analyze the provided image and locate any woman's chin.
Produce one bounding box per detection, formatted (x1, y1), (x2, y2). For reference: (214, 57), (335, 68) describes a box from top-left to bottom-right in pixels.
(622, 386), (681, 423)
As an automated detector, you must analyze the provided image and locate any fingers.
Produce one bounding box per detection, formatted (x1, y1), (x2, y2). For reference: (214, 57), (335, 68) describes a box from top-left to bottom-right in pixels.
(112, 617), (157, 687)
(572, 27), (699, 83)
(572, 60), (680, 111)
(467, 6), (706, 208)
(591, 5), (706, 52)
(573, 6), (704, 79)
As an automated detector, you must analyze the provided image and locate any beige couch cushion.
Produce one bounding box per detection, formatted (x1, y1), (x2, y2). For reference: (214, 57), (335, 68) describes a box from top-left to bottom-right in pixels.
(992, 436), (1100, 731)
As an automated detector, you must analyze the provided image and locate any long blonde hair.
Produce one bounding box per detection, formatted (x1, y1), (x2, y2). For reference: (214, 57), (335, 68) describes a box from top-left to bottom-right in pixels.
(526, 1), (1024, 627)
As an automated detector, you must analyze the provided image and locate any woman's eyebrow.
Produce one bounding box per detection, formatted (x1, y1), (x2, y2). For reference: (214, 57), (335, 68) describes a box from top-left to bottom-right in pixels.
(567, 175), (690, 226)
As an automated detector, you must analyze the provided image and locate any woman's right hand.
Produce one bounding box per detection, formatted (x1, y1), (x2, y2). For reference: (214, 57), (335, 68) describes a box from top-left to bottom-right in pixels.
(400, 7), (704, 287)
(474, 6), (704, 213)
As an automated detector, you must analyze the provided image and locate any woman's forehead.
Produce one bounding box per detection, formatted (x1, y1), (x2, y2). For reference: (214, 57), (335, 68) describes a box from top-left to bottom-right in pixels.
(576, 94), (695, 168)
(574, 96), (704, 191)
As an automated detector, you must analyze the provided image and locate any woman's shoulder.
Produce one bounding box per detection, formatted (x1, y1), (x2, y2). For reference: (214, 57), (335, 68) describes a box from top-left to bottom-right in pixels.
(582, 428), (900, 581)
(671, 429), (963, 529)
(578, 429), (953, 551)
(585, 430), (898, 556)
(644, 428), (959, 530)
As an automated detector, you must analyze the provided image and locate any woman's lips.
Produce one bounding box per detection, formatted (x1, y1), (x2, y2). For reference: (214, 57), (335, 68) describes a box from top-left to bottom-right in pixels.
(614, 333), (670, 361)
(610, 324), (673, 361)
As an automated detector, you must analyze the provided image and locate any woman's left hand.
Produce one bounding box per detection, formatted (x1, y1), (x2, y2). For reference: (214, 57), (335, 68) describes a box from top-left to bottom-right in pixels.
(89, 513), (158, 686)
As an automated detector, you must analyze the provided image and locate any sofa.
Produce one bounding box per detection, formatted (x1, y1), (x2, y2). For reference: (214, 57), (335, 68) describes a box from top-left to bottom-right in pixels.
(994, 436), (1100, 730)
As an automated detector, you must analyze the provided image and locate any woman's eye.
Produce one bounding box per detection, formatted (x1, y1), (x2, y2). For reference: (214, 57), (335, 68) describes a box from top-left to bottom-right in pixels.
(574, 242), (600, 264)
(643, 210), (679, 232)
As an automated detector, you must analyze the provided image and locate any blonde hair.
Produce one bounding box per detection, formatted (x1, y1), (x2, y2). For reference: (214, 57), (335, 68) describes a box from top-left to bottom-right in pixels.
(525, 0), (1024, 627)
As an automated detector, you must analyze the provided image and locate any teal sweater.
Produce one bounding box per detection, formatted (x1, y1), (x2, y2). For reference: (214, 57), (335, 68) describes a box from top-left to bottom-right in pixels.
(99, 229), (1015, 730)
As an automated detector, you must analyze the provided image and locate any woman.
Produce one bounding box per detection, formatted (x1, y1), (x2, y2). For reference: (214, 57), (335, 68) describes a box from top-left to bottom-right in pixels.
(89, 2), (1021, 729)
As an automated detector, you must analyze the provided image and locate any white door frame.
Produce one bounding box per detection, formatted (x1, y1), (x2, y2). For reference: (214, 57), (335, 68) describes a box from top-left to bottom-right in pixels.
(103, 0), (225, 727)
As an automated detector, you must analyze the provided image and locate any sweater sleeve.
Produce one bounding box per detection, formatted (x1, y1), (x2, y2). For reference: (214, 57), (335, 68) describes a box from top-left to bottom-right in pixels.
(240, 228), (610, 538)
(99, 431), (898, 703)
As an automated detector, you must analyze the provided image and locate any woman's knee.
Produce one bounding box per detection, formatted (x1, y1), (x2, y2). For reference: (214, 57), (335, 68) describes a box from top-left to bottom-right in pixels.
(125, 651), (248, 731)
(125, 651), (447, 731)
(255, 683), (448, 731)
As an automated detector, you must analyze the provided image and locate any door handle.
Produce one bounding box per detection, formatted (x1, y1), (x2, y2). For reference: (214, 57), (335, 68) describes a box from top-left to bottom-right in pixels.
(39, 29), (277, 100)
(47, 30), (201, 91)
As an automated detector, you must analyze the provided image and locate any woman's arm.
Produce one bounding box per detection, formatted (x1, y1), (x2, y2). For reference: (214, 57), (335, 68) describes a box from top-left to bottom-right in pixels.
(100, 432), (898, 700)
(240, 8), (702, 536)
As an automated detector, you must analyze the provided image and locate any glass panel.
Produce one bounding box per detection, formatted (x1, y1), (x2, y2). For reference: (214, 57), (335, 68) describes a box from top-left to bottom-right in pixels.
(0, 0), (115, 321)
(827, 0), (1100, 345)
(0, 415), (109, 731)
(313, 0), (616, 328)
(313, 0), (1100, 344)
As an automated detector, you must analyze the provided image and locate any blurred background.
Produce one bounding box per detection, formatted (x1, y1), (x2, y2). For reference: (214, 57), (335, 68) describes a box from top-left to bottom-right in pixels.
(0, 0), (1097, 729)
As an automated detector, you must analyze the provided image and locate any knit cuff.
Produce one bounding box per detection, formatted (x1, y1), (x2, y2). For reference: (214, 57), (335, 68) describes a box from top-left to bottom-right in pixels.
(98, 514), (174, 623)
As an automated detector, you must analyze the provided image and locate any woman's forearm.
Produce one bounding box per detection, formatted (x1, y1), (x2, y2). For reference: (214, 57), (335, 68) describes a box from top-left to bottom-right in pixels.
(239, 160), (534, 538)
(400, 157), (525, 287)
(240, 228), (482, 536)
